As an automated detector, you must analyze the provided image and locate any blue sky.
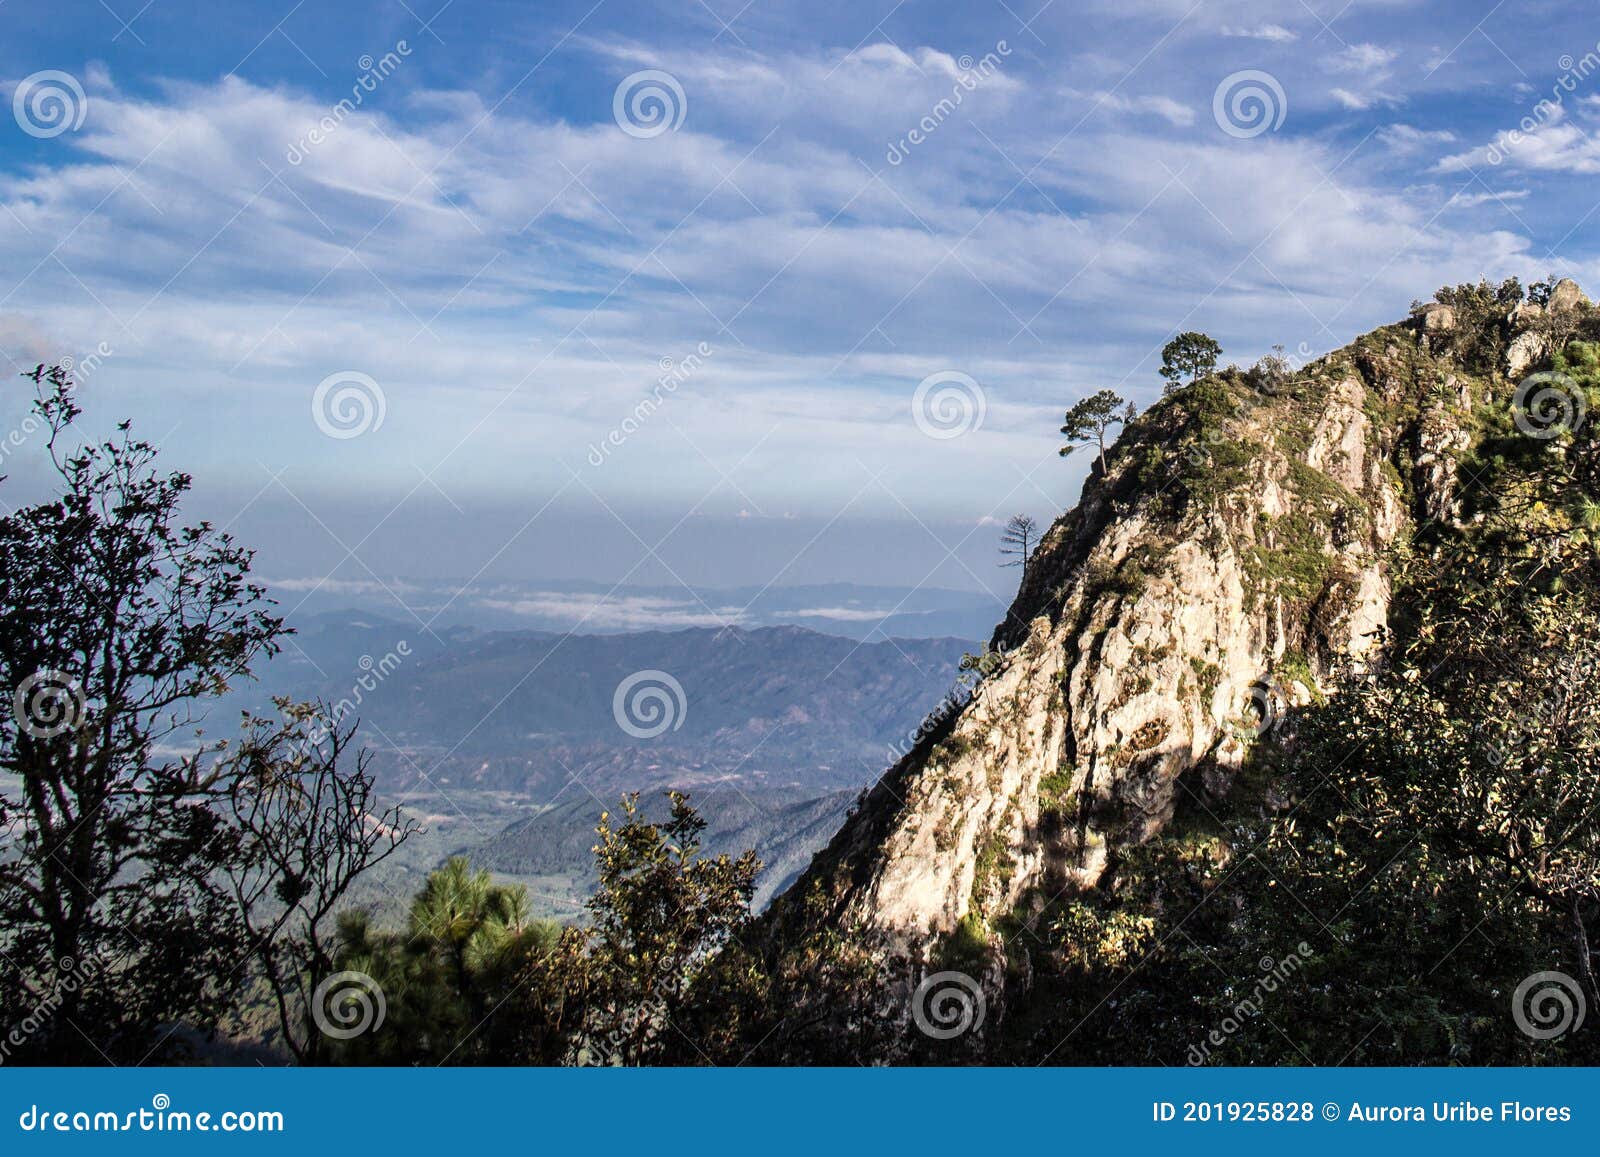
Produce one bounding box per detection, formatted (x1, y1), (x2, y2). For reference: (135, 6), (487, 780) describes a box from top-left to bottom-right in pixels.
(2, 0), (1598, 608)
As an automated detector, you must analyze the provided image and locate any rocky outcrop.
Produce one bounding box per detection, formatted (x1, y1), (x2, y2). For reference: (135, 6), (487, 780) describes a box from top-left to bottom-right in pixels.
(784, 318), (1482, 958)
(1549, 277), (1589, 313)
(1507, 279), (1592, 378)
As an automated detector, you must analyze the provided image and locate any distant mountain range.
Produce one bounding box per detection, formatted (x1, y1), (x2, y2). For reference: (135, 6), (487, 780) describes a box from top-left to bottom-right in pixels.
(213, 612), (978, 915)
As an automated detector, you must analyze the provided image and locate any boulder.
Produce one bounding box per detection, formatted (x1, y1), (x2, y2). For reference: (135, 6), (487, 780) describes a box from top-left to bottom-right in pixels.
(1508, 299), (1543, 329)
(1549, 278), (1589, 312)
(1507, 330), (1547, 379)
(1420, 303), (1455, 332)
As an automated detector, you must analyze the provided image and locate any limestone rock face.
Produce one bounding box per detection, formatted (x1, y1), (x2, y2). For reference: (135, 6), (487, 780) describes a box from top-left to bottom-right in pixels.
(1421, 303), (1455, 331)
(1507, 331), (1546, 379)
(1550, 277), (1589, 313)
(786, 325), (1472, 956)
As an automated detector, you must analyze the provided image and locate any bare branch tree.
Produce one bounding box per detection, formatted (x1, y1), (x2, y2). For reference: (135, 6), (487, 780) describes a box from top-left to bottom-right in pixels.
(998, 514), (1039, 574)
(220, 700), (420, 1064)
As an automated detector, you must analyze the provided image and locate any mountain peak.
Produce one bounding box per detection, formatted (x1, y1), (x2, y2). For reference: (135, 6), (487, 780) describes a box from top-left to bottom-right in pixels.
(779, 284), (1560, 953)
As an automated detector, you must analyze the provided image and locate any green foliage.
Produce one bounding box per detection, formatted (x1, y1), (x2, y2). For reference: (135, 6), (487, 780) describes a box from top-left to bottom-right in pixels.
(326, 859), (558, 1064)
(1060, 389), (1136, 473)
(1425, 277), (1524, 373)
(1159, 332), (1222, 392)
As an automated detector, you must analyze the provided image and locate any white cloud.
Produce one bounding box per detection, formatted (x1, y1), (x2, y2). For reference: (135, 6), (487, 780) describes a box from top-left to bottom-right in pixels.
(1331, 87), (1404, 111)
(1326, 43), (1400, 74)
(1221, 24), (1298, 43)
(1086, 90), (1196, 126)
(478, 592), (745, 629)
(1434, 101), (1600, 175)
(0, 40), (1553, 529)
(1443, 189), (1530, 209)
(1378, 124), (1458, 152)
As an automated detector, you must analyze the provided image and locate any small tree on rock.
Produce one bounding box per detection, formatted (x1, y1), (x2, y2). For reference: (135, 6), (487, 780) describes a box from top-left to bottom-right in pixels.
(1060, 390), (1136, 473)
(998, 514), (1039, 574)
(1159, 332), (1222, 391)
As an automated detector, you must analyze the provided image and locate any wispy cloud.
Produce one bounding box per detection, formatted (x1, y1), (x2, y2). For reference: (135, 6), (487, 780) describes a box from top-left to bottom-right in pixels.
(1326, 43), (1400, 74)
(1331, 87), (1404, 111)
(1081, 89), (1196, 126)
(0, 12), (1574, 562)
(1221, 23), (1298, 44)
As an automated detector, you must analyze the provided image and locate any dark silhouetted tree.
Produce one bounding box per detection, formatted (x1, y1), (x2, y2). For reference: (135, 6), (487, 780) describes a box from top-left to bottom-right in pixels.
(220, 702), (420, 1064)
(998, 514), (1039, 574)
(1060, 389), (1135, 473)
(0, 366), (412, 1064)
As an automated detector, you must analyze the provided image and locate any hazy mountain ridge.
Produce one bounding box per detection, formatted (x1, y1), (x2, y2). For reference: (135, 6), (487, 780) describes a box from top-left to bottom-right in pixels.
(213, 616), (977, 918)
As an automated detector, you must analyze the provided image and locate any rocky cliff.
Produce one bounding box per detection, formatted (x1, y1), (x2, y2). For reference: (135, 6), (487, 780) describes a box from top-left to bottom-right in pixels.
(782, 281), (1591, 964)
